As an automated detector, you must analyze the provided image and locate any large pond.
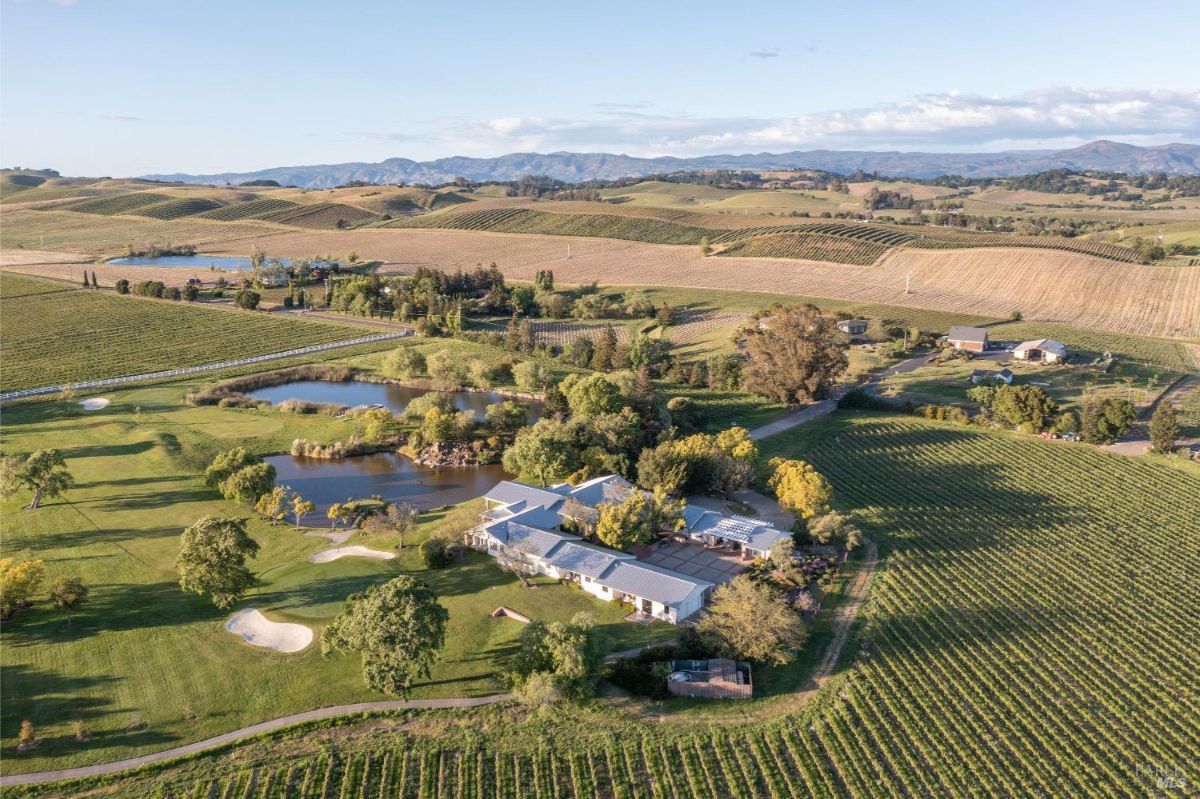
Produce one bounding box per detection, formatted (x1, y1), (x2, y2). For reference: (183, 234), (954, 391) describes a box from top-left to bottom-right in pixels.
(246, 381), (543, 423)
(106, 255), (331, 271)
(266, 452), (505, 526)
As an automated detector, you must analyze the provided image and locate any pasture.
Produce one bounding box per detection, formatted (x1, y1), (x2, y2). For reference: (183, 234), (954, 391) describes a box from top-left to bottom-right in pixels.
(19, 411), (1198, 798)
(0, 274), (374, 392)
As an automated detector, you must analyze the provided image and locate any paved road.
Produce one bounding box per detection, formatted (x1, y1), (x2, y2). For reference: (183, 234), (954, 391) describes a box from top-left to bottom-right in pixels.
(0, 694), (512, 788)
(1102, 375), (1199, 458)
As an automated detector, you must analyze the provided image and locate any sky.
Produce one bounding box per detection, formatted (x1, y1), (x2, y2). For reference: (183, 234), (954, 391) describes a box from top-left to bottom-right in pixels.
(2, 0), (1199, 176)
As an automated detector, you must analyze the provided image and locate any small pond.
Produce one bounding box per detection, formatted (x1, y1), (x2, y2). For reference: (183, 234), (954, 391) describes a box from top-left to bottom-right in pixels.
(246, 381), (543, 423)
(266, 452), (506, 526)
(106, 255), (332, 271)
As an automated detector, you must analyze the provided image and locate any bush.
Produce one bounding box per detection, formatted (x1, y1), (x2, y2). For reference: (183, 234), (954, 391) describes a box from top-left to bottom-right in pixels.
(420, 537), (460, 569)
(115, 279), (130, 295)
(235, 289), (261, 310)
(165, 286), (182, 301)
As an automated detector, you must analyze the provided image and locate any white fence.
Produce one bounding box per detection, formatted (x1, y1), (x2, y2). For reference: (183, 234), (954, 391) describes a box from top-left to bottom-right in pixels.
(0, 331), (409, 403)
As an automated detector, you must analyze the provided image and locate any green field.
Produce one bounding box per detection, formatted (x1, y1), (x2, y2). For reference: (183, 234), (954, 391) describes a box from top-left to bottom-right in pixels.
(18, 411), (1197, 798)
(0, 380), (675, 776)
(0, 274), (378, 392)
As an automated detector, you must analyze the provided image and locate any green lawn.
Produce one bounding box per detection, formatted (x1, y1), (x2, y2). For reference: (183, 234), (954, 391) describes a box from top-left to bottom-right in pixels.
(0, 274), (378, 392)
(0, 382), (674, 775)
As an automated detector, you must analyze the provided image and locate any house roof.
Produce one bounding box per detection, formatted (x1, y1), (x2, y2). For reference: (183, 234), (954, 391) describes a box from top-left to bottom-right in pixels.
(502, 521), (578, 559)
(566, 474), (634, 507)
(548, 541), (631, 579)
(1014, 338), (1067, 356)
(600, 560), (711, 608)
(686, 510), (789, 552)
(483, 481), (567, 510)
(947, 325), (989, 344)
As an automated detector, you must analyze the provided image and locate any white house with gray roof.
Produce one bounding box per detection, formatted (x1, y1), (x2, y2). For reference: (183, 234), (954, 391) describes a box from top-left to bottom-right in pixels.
(466, 475), (791, 623)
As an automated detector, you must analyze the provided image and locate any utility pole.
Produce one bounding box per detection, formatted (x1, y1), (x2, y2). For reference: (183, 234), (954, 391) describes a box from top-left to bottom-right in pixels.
(905, 272), (912, 294)
(566, 243), (571, 260)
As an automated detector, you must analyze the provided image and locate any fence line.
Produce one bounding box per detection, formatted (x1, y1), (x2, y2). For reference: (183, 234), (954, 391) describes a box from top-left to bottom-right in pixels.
(0, 331), (409, 403)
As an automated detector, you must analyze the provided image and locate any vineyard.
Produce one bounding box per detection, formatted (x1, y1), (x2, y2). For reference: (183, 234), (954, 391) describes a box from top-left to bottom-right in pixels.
(258, 202), (378, 229)
(30, 412), (1199, 799)
(135, 197), (224, 220)
(386, 207), (1143, 264)
(0, 273), (372, 391)
(718, 232), (890, 265)
(198, 198), (300, 220)
(56, 192), (171, 216)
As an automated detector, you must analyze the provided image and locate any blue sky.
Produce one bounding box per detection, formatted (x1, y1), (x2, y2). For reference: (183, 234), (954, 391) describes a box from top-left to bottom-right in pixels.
(2, 0), (1198, 176)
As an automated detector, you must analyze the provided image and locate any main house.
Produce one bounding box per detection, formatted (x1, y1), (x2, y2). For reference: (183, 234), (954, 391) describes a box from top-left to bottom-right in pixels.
(466, 475), (790, 624)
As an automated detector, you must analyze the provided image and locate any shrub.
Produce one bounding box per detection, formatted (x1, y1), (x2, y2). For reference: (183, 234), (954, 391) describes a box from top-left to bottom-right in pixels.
(420, 537), (461, 569)
(115, 278), (130, 294)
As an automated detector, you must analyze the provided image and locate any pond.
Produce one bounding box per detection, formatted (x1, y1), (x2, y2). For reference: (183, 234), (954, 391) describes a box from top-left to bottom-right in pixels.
(106, 255), (332, 271)
(266, 452), (506, 526)
(246, 380), (543, 423)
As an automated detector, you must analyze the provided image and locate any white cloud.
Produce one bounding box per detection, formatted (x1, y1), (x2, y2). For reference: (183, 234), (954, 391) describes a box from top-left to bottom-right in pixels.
(424, 88), (1200, 157)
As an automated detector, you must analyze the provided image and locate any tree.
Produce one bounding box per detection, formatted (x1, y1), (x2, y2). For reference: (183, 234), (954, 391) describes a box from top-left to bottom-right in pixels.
(426, 349), (463, 390)
(49, 576), (88, 623)
(742, 305), (848, 403)
(1, 450), (75, 510)
(176, 516), (259, 608)
(485, 400), (528, 439)
(234, 289), (261, 310)
(700, 236), (712, 256)
(697, 574), (807, 665)
(496, 541), (540, 588)
(204, 447), (259, 489)
(502, 419), (576, 486)
(1149, 401), (1178, 454)
(220, 462), (276, 505)
(1081, 397), (1136, 444)
(768, 457), (832, 521)
(254, 485), (289, 525)
(82, 271), (90, 288)
(0, 558), (45, 620)
(992, 385), (1057, 432)
(320, 575), (449, 696)
(359, 407), (403, 444)
(18, 720), (37, 751)
(808, 511), (863, 551)
(562, 373), (624, 419)
(383, 501), (417, 549)
(509, 613), (602, 699)
(291, 493), (316, 529)
(382, 346), (426, 379)
(115, 278), (130, 295)
(594, 489), (682, 551)
(512, 360), (549, 392)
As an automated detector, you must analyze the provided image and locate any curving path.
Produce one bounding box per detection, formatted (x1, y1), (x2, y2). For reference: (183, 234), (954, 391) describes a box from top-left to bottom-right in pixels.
(0, 694), (511, 788)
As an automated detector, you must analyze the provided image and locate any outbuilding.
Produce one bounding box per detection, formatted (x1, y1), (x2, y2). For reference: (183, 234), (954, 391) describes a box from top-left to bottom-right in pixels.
(837, 318), (870, 337)
(946, 326), (990, 352)
(1013, 339), (1068, 364)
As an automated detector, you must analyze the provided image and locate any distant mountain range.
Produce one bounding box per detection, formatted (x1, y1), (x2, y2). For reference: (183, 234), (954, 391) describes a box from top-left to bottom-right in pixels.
(143, 141), (1200, 188)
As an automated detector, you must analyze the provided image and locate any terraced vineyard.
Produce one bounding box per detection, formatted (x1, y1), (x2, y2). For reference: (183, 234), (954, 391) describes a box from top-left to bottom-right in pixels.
(0, 273), (373, 391)
(32, 412), (1198, 799)
(388, 207), (715, 244)
(908, 229), (1142, 262)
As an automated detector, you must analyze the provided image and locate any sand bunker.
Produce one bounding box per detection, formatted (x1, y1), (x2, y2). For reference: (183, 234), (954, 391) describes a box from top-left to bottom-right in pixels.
(309, 545), (397, 564)
(79, 398), (110, 411)
(224, 609), (313, 653)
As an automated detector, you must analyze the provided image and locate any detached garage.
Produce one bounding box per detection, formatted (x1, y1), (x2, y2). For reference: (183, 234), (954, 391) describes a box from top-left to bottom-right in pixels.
(946, 326), (990, 352)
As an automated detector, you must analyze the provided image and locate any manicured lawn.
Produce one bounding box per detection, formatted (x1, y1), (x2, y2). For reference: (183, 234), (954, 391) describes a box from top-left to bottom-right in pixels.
(0, 382), (674, 774)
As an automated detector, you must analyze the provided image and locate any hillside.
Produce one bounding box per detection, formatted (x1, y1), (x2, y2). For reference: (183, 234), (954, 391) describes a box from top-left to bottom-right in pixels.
(141, 141), (1200, 187)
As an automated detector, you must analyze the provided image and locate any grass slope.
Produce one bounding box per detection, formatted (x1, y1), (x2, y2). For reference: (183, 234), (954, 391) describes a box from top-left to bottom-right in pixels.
(21, 411), (1197, 797)
(0, 274), (373, 392)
